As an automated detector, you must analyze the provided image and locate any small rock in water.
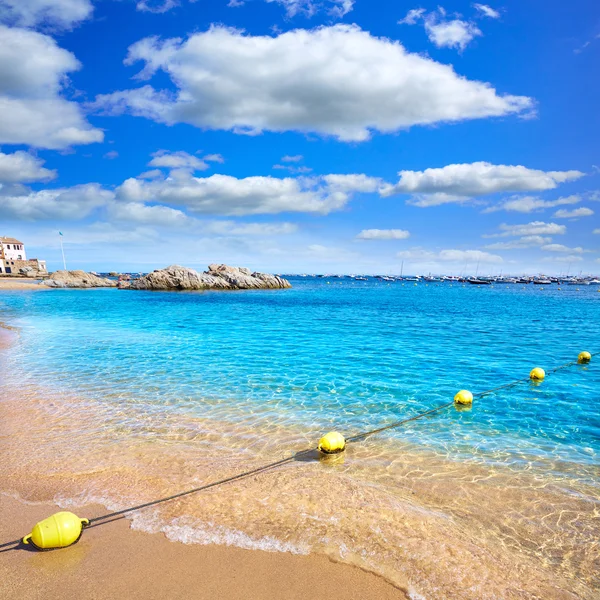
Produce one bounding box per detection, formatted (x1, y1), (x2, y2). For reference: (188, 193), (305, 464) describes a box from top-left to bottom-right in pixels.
(43, 270), (117, 289)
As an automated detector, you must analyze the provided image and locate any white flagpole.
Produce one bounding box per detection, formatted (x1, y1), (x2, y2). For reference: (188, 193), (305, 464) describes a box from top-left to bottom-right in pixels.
(59, 233), (67, 270)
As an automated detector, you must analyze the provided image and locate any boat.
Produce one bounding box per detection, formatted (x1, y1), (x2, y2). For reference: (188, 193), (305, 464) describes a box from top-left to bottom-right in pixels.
(468, 279), (491, 285)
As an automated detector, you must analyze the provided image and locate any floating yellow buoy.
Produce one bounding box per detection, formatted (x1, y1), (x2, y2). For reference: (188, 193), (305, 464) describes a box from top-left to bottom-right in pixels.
(454, 390), (473, 405)
(530, 367), (545, 381)
(318, 431), (346, 455)
(578, 351), (592, 364)
(22, 512), (89, 550)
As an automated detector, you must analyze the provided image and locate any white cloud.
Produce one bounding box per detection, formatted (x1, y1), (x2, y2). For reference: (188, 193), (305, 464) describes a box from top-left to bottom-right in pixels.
(281, 155), (303, 163)
(104, 150), (119, 160)
(265, 0), (354, 18)
(273, 164), (313, 174)
(425, 15), (482, 51)
(323, 173), (382, 193)
(541, 244), (586, 254)
(357, 229), (410, 240)
(594, 229), (600, 234)
(149, 150), (209, 171)
(382, 162), (584, 206)
(486, 221), (567, 238)
(544, 255), (583, 263)
(203, 154), (224, 163)
(0, 183), (111, 220)
(399, 7), (483, 51)
(116, 172), (376, 216)
(136, 0), (179, 13)
(0, 150), (56, 183)
(473, 4), (500, 19)
(204, 221), (298, 236)
(108, 201), (190, 226)
(92, 25), (533, 142)
(398, 8), (426, 25)
(397, 247), (502, 263)
(553, 207), (594, 219)
(484, 194), (581, 213)
(0, 26), (103, 149)
(485, 235), (552, 250)
(0, 0), (93, 29)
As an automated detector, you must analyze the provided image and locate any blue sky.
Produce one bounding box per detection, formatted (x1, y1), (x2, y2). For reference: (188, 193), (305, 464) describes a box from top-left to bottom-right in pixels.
(0, 0), (598, 274)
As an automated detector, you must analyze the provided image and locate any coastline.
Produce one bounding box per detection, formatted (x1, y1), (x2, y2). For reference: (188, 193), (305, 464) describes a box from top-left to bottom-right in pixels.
(0, 495), (407, 600)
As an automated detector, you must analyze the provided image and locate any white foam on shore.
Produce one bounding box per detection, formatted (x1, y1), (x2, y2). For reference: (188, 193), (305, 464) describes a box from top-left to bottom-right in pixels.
(130, 510), (311, 555)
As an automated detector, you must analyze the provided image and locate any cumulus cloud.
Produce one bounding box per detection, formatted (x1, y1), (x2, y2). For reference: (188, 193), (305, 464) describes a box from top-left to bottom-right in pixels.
(399, 7), (483, 51)
(484, 194), (581, 213)
(485, 221), (567, 238)
(0, 150), (56, 183)
(382, 162), (584, 206)
(0, 0), (93, 29)
(281, 155), (303, 163)
(92, 25), (533, 142)
(148, 150), (210, 171)
(0, 26), (103, 149)
(356, 229), (410, 240)
(553, 207), (594, 219)
(473, 4), (500, 19)
(116, 171), (377, 216)
(397, 248), (502, 263)
(594, 229), (600, 235)
(425, 14), (482, 51)
(0, 183), (111, 220)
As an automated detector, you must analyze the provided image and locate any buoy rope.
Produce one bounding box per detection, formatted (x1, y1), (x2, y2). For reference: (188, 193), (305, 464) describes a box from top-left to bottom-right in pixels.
(1, 352), (595, 547)
(86, 451), (314, 525)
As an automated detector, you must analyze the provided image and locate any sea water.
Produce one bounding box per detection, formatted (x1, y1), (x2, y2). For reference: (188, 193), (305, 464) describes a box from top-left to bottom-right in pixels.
(1, 279), (599, 598)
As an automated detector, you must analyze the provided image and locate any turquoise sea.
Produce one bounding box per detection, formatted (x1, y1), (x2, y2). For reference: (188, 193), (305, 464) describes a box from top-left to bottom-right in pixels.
(1, 279), (599, 598)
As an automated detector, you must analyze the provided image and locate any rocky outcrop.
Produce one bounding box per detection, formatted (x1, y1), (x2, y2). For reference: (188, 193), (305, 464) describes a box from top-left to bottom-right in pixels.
(123, 264), (291, 291)
(43, 270), (117, 288)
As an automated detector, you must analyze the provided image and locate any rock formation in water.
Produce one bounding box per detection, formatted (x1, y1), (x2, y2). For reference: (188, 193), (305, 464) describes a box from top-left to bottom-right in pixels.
(43, 270), (117, 288)
(122, 264), (291, 291)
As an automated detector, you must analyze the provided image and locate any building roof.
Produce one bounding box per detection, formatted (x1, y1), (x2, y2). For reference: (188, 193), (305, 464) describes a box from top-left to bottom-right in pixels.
(0, 237), (24, 245)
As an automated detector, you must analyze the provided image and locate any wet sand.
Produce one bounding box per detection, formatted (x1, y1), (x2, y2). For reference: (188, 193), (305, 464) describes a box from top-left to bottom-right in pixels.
(0, 278), (47, 290)
(0, 495), (407, 600)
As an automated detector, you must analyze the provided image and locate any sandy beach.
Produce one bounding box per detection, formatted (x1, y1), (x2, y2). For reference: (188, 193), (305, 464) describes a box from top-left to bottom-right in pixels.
(0, 278), (47, 291)
(0, 495), (406, 600)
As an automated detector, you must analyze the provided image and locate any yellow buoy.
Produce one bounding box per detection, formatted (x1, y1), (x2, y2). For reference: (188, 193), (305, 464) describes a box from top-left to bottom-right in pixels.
(578, 351), (592, 364)
(530, 367), (545, 381)
(22, 512), (89, 550)
(454, 390), (473, 405)
(318, 431), (346, 455)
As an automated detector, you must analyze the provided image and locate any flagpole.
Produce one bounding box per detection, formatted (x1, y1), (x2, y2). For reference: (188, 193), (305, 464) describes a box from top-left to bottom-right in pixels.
(59, 232), (67, 270)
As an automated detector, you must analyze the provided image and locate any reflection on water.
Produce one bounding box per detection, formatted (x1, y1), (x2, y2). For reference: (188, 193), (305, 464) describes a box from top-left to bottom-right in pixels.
(1, 280), (599, 598)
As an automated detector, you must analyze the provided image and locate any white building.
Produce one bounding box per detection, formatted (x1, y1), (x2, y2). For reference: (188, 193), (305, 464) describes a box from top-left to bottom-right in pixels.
(0, 237), (46, 275)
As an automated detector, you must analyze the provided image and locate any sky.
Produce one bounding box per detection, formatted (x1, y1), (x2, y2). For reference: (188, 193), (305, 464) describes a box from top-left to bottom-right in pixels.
(0, 0), (598, 275)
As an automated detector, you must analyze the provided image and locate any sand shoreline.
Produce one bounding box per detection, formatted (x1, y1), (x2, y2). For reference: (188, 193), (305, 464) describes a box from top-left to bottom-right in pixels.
(0, 495), (407, 600)
(0, 278), (48, 290)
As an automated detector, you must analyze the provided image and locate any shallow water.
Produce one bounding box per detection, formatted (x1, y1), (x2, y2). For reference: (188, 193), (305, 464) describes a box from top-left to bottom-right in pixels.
(1, 280), (599, 598)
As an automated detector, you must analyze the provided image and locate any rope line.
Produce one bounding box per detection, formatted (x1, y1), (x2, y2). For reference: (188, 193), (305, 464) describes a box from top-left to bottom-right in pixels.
(2, 353), (595, 547)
